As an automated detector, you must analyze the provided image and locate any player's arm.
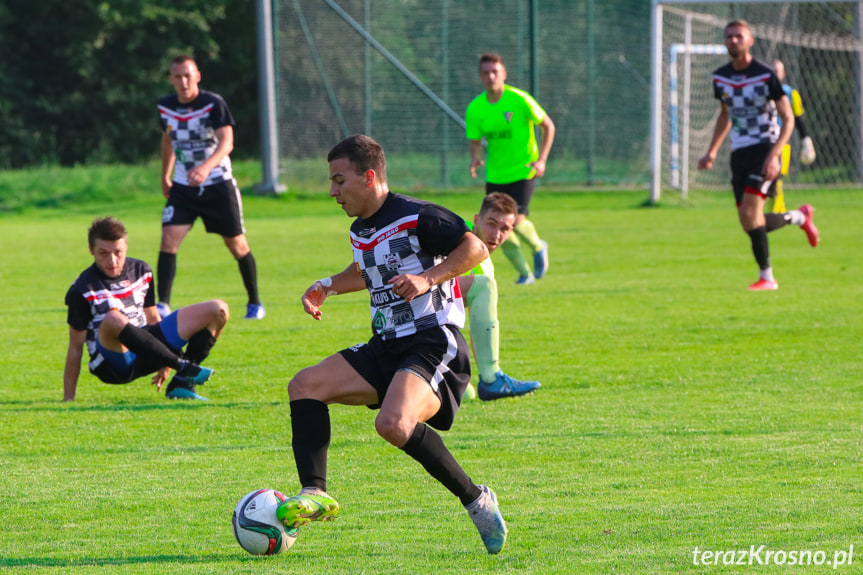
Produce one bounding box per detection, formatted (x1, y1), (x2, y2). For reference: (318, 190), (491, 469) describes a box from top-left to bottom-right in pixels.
(469, 139), (484, 178)
(763, 96), (795, 181)
(791, 89), (816, 165)
(64, 327), (87, 401)
(144, 306), (161, 325)
(391, 232), (488, 303)
(302, 262), (365, 320)
(530, 114), (556, 178)
(187, 125), (234, 186)
(698, 102), (731, 170)
(161, 132), (175, 199)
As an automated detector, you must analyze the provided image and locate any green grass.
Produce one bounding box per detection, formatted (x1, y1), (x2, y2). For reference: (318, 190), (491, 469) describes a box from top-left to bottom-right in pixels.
(1, 184), (862, 574)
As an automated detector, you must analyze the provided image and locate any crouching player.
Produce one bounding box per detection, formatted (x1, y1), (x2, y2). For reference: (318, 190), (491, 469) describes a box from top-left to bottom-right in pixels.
(64, 217), (228, 401)
(460, 192), (541, 400)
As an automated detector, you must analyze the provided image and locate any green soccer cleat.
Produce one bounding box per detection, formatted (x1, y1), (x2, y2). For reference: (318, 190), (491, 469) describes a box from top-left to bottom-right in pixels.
(276, 490), (339, 528)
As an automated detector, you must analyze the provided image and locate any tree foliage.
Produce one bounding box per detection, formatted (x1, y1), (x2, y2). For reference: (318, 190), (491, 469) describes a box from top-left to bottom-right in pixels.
(0, 0), (256, 168)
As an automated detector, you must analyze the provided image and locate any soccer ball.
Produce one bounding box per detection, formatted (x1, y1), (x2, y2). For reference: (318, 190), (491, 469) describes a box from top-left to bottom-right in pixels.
(232, 489), (297, 555)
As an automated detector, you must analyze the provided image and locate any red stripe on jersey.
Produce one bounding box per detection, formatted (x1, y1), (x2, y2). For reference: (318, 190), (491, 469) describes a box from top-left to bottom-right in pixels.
(158, 103), (215, 123)
(83, 273), (152, 302)
(712, 73), (772, 90)
(351, 219), (418, 251)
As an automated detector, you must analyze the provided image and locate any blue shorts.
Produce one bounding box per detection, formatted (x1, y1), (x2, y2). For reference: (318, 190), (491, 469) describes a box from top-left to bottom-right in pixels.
(89, 312), (186, 384)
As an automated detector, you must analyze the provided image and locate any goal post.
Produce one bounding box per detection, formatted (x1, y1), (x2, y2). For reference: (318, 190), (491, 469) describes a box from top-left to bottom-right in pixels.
(650, 0), (863, 203)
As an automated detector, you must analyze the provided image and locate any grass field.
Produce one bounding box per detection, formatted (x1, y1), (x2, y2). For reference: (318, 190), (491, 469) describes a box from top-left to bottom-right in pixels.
(1, 178), (861, 574)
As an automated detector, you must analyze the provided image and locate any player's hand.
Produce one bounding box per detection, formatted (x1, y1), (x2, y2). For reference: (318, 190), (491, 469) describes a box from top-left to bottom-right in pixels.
(762, 153), (781, 181)
(187, 165), (210, 186)
(469, 158), (484, 178)
(800, 137), (816, 165)
(697, 153), (715, 170)
(162, 179), (173, 199)
(529, 158), (547, 178)
(389, 274), (431, 303)
(301, 282), (329, 320)
(152, 367), (171, 391)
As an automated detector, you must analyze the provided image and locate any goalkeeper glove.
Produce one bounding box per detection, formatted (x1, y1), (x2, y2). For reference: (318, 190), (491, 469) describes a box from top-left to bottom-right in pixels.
(800, 136), (816, 166)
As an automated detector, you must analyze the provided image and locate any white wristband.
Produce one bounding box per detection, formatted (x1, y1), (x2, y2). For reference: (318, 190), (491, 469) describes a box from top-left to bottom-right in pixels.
(316, 277), (337, 296)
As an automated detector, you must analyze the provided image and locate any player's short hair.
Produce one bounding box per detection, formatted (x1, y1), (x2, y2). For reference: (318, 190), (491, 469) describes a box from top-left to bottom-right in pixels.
(724, 19), (752, 34)
(169, 54), (198, 72)
(479, 52), (504, 67)
(479, 192), (518, 218)
(88, 217), (127, 248)
(328, 134), (387, 183)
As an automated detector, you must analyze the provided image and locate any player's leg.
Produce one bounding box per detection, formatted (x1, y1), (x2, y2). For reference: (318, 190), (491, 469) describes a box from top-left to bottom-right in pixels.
(204, 179), (265, 319)
(157, 224), (192, 314)
(739, 187), (777, 291)
(161, 301), (229, 399)
(501, 233), (533, 283)
(277, 352), (379, 527)
(97, 310), (212, 383)
(382, 327), (506, 554)
(509, 179), (549, 279)
(464, 274), (540, 400)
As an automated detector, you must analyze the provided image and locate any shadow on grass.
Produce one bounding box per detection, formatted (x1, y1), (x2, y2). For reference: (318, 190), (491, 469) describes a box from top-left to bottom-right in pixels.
(0, 400), (282, 413)
(0, 554), (240, 568)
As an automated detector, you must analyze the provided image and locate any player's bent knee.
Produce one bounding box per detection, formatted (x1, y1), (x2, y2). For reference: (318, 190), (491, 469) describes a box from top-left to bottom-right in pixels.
(288, 367), (321, 400)
(211, 299), (230, 325)
(374, 412), (414, 447)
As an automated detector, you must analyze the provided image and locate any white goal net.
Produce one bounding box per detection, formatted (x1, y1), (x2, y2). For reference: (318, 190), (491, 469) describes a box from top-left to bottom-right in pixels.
(652, 1), (863, 200)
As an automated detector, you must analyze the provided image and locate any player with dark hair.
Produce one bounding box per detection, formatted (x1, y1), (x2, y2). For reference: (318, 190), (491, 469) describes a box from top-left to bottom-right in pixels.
(157, 54), (264, 320)
(466, 52), (555, 285)
(64, 217), (229, 401)
(276, 135), (508, 554)
(460, 192), (541, 400)
(769, 59), (817, 213)
(698, 20), (819, 291)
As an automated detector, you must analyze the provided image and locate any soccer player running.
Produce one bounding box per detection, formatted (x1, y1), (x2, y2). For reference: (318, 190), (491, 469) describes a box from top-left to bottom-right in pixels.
(277, 135), (508, 554)
(157, 55), (265, 320)
(460, 192), (541, 400)
(769, 59), (817, 213)
(64, 217), (229, 401)
(698, 20), (819, 291)
(466, 52), (554, 285)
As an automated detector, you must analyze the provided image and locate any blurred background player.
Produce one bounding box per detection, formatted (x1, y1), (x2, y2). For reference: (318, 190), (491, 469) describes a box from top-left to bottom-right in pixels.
(697, 20), (819, 291)
(64, 217), (229, 401)
(157, 55), (264, 320)
(769, 59), (817, 213)
(466, 52), (554, 285)
(460, 193), (541, 401)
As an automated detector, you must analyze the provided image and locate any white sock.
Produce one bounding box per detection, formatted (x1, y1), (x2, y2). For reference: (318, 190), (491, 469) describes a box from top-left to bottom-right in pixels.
(788, 209), (805, 226)
(759, 267), (775, 282)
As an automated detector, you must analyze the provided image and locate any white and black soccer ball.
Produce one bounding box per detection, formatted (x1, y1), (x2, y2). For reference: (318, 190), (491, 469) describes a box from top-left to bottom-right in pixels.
(232, 489), (297, 555)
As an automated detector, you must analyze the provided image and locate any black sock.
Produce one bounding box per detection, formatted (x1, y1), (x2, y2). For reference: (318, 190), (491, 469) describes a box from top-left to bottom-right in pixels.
(747, 226), (770, 270)
(157, 252), (177, 305)
(184, 329), (216, 364)
(401, 422), (481, 506)
(765, 213), (791, 232)
(290, 399), (330, 492)
(117, 324), (182, 370)
(237, 253), (260, 306)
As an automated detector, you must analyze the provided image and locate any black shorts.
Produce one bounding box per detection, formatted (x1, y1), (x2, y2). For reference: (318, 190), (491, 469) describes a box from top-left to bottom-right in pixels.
(486, 179), (535, 215)
(89, 324), (180, 384)
(338, 325), (471, 431)
(162, 178), (246, 237)
(730, 143), (777, 205)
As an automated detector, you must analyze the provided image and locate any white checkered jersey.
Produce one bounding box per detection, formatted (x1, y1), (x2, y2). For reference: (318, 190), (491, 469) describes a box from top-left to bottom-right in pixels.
(349, 193), (469, 340)
(65, 258), (155, 359)
(158, 90), (235, 186)
(712, 59), (785, 152)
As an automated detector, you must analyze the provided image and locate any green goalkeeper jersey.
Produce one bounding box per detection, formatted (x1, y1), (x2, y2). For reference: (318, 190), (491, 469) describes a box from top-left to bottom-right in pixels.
(465, 85), (547, 185)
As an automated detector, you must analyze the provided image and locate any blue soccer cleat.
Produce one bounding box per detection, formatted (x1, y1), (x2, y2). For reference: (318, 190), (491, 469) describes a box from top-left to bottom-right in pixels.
(245, 303), (266, 320)
(533, 240), (549, 279)
(477, 371), (541, 401)
(515, 273), (535, 285)
(177, 361), (214, 385)
(164, 376), (208, 401)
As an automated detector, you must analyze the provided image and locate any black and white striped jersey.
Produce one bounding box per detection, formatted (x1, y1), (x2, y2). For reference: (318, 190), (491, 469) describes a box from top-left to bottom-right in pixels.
(65, 258), (155, 359)
(158, 90), (235, 186)
(712, 59), (785, 152)
(349, 193), (469, 340)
